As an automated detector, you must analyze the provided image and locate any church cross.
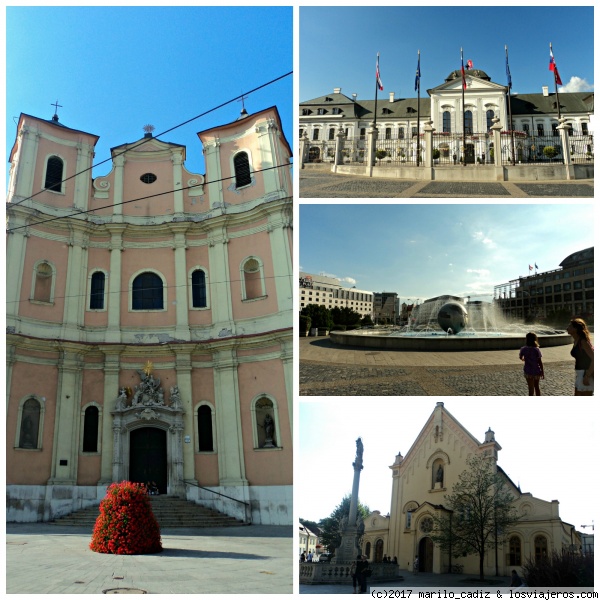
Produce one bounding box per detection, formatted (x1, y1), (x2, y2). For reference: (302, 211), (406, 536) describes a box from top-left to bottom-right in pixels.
(51, 100), (63, 118)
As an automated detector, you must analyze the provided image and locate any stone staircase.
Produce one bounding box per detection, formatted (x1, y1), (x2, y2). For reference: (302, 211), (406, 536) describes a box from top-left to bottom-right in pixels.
(51, 495), (248, 528)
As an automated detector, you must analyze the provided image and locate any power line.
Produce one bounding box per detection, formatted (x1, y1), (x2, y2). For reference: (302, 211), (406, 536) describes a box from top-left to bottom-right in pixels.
(6, 163), (291, 233)
(8, 71), (293, 210)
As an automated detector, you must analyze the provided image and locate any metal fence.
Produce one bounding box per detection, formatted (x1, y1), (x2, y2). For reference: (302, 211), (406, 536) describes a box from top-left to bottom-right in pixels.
(305, 140), (337, 163)
(431, 132), (493, 165)
(500, 131), (593, 165)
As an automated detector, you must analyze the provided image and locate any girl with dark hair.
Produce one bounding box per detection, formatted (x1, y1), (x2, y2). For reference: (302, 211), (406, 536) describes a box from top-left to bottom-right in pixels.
(567, 318), (594, 395)
(519, 332), (544, 396)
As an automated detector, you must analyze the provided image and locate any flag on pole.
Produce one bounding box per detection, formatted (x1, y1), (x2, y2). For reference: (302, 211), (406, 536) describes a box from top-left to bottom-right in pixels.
(549, 46), (563, 85)
(461, 48), (467, 90)
(529, 265), (533, 271)
(535, 263), (538, 269)
(376, 53), (384, 91)
(415, 50), (421, 92)
(505, 45), (512, 90)
(466, 59), (473, 70)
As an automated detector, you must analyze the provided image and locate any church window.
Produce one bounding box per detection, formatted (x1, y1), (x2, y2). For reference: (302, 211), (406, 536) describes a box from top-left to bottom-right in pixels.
(242, 257), (264, 300)
(406, 511), (412, 529)
(486, 110), (494, 131)
(312, 129), (320, 141)
(191, 269), (207, 308)
(534, 536), (548, 562)
(197, 405), (214, 452)
(140, 173), (157, 184)
(465, 111), (473, 134)
(443, 111), (451, 133)
(132, 272), (164, 310)
(509, 536), (522, 566)
(82, 406), (99, 452)
(328, 128), (335, 140)
(89, 271), (106, 310)
(420, 516), (433, 533)
(233, 152), (252, 188)
(19, 398), (41, 449)
(33, 261), (54, 303)
(44, 156), (63, 192)
(375, 539), (384, 562)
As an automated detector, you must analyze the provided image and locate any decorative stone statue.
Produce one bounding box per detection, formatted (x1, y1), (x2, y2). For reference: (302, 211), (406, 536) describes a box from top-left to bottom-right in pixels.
(436, 465), (444, 485)
(356, 437), (363, 461)
(116, 387), (128, 410)
(170, 386), (181, 409)
(263, 414), (275, 447)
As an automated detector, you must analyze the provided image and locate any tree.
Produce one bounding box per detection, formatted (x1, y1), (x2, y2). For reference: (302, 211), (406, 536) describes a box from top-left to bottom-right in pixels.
(318, 494), (370, 555)
(331, 306), (362, 328)
(361, 314), (374, 327)
(301, 304), (333, 330)
(429, 455), (520, 581)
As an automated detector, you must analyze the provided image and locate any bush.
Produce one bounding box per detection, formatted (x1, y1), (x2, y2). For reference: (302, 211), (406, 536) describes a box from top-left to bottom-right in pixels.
(522, 550), (593, 587)
(300, 314), (311, 332)
(90, 481), (162, 555)
(543, 145), (559, 160)
(432, 149), (441, 160)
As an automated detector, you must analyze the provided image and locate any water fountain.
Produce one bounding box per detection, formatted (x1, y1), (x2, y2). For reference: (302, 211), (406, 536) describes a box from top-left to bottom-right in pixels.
(330, 295), (571, 351)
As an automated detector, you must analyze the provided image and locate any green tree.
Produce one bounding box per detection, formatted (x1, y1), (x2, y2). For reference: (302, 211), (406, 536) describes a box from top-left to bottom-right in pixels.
(543, 145), (559, 160)
(361, 314), (374, 327)
(318, 494), (370, 555)
(429, 455), (520, 581)
(375, 149), (388, 162)
(331, 306), (362, 327)
(300, 304), (333, 330)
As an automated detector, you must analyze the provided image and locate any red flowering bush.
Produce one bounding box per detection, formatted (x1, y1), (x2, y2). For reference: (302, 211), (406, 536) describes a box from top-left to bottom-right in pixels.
(90, 481), (162, 555)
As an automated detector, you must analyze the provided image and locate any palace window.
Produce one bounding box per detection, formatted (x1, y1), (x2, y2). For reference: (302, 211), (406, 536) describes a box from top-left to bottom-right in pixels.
(132, 272), (164, 310)
(385, 128), (392, 139)
(19, 398), (42, 449)
(312, 129), (320, 141)
(486, 110), (494, 131)
(443, 111), (451, 133)
(552, 123), (559, 136)
(299, 128), (304, 138)
(333, 107), (341, 115)
(191, 269), (207, 308)
(89, 271), (106, 310)
(582, 123), (589, 135)
(399, 127), (405, 139)
(233, 152), (252, 188)
(465, 111), (473, 134)
(82, 406), (99, 452)
(359, 128), (366, 140)
(44, 156), (64, 192)
(302, 109), (311, 116)
(537, 124), (545, 137)
(197, 405), (214, 452)
(329, 128), (335, 140)
(318, 108), (326, 115)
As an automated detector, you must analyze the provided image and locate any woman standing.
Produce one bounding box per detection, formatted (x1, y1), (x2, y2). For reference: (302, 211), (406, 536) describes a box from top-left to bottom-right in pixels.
(567, 318), (594, 395)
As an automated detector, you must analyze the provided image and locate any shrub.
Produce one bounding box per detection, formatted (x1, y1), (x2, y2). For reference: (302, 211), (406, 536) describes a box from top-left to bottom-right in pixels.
(522, 550), (593, 587)
(300, 314), (312, 332)
(543, 145), (558, 160)
(432, 149), (441, 160)
(90, 481), (162, 555)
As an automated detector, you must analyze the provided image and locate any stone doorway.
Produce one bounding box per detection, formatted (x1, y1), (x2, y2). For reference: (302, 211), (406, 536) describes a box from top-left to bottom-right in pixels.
(418, 537), (434, 572)
(129, 427), (168, 494)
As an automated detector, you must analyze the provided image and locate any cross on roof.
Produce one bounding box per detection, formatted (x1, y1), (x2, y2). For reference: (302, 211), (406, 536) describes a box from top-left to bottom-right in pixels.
(51, 100), (62, 118)
(238, 93), (249, 112)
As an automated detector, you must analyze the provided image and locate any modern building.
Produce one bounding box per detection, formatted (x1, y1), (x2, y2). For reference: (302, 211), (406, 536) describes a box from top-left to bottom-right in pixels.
(299, 272), (374, 318)
(6, 105), (293, 524)
(373, 292), (400, 324)
(361, 403), (582, 577)
(494, 247), (594, 322)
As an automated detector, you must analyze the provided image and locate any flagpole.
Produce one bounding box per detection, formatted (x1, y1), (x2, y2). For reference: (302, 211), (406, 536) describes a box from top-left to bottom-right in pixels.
(506, 45), (515, 165)
(374, 52), (380, 128)
(550, 43), (561, 120)
(416, 49), (420, 167)
(461, 47), (466, 167)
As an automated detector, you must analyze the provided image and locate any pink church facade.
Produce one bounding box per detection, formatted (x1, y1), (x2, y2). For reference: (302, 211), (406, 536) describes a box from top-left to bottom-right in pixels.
(6, 106), (293, 524)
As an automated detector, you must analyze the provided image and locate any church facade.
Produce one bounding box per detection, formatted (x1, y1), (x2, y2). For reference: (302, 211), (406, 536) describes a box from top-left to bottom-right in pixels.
(6, 105), (293, 525)
(361, 403), (580, 577)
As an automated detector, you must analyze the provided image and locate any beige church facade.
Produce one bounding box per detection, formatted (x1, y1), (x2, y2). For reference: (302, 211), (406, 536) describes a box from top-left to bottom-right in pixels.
(362, 403), (580, 577)
(6, 105), (293, 525)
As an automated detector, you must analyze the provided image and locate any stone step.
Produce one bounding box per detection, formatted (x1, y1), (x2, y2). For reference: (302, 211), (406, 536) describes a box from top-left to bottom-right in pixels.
(51, 495), (246, 528)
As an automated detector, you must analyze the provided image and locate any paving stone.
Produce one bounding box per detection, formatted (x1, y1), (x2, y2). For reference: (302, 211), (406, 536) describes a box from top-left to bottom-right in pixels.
(418, 182), (510, 196)
(514, 183), (594, 197)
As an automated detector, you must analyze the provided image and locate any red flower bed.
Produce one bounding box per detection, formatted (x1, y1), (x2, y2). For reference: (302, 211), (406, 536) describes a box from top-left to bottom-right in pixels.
(90, 481), (162, 555)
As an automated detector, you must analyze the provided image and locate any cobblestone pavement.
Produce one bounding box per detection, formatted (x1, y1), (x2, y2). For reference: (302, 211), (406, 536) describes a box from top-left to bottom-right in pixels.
(299, 337), (580, 396)
(299, 169), (594, 198)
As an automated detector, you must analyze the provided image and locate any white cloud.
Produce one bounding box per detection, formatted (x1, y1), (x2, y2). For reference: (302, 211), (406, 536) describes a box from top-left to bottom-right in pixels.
(342, 277), (357, 285)
(559, 76), (594, 93)
(467, 268), (490, 276)
(472, 231), (496, 248)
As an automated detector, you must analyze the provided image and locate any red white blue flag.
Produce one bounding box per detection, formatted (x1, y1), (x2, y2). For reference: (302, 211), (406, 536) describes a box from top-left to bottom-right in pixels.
(376, 53), (384, 91)
(549, 46), (563, 86)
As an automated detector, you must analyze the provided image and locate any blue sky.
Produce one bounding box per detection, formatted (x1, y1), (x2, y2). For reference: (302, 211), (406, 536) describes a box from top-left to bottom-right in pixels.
(299, 204), (595, 303)
(298, 398), (595, 535)
(300, 6), (594, 101)
(5, 6), (292, 184)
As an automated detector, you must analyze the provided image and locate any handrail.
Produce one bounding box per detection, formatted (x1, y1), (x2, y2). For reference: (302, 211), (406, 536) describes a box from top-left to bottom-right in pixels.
(184, 481), (251, 524)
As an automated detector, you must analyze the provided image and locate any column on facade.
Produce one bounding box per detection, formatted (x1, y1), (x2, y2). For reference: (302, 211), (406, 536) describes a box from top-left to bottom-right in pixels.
(258, 118), (286, 197)
(61, 227), (87, 341)
(15, 126), (40, 200)
(174, 350), (196, 484)
(5, 215), (28, 326)
(212, 348), (249, 490)
(171, 224), (191, 341)
(112, 155), (125, 216)
(171, 151), (185, 215)
(47, 346), (84, 485)
(203, 140), (223, 208)
(99, 353), (121, 484)
(207, 226), (235, 336)
(105, 224), (126, 344)
(74, 143), (94, 212)
(279, 335), (293, 440)
(267, 204), (293, 315)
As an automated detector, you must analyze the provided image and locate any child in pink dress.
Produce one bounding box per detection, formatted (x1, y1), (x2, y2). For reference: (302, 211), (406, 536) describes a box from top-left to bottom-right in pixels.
(519, 332), (544, 395)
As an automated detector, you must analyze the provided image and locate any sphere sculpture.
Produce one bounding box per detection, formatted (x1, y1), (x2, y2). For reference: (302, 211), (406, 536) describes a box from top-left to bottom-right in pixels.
(437, 302), (468, 334)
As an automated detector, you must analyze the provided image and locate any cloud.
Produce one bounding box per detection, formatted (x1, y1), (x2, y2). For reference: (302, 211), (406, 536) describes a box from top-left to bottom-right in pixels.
(467, 268), (490, 276)
(342, 277), (357, 285)
(559, 76), (594, 93)
(472, 231), (496, 248)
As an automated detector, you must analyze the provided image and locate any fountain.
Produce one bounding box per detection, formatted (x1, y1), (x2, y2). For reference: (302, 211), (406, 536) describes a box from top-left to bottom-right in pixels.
(330, 295), (572, 351)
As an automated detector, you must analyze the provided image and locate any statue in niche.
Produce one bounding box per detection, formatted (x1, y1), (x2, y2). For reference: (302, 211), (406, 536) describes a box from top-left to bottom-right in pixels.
(170, 386), (181, 410)
(132, 367), (165, 406)
(435, 465), (444, 486)
(263, 414), (275, 448)
(116, 387), (128, 410)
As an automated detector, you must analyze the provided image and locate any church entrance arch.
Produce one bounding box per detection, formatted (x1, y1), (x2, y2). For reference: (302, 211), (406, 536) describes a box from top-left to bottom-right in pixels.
(418, 537), (434, 573)
(129, 427), (167, 494)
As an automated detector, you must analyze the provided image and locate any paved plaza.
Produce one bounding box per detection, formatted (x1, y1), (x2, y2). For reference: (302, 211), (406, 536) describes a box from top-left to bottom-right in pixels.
(300, 337), (582, 396)
(6, 523), (293, 594)
(299, 169), (594, 198)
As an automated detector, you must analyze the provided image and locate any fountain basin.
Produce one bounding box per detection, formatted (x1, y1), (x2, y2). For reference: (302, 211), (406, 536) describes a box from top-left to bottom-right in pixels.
(329, 329), (572, 351)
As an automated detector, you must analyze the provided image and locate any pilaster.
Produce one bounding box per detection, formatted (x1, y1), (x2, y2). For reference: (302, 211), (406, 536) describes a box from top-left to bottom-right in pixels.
(15, 126), (40, 200)
(207, 227), (235, 335)
(113, 155), (126, 215)
(105, 224), (127, 343)
(61, 228), (88, 341)
(74, 142), (94, 211)
(171, 152), (185, 215)
(174, 351), (196, 483)
(171, 225), (191, 341)
(5, 218), (28, 326)
(267, 207), (293, 315)
(203, 140), (223, 208)
(99, 352), (121, 484)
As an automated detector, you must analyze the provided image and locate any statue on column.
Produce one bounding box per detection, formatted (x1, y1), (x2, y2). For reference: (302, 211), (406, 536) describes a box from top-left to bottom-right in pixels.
(170, 386), (182, 410)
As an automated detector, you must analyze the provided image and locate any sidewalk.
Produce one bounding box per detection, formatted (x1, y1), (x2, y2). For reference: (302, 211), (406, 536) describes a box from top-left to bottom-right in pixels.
(6, 523), (292, 594)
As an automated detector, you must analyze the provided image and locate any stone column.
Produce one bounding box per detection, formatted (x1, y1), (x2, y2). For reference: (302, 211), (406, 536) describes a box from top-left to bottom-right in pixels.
(174, 350), (196, 485)
(332, 125), (346, 172)
(112, 155), (125, 216)
(172, 151), (185, 215)
(366, 123), (378, 174)
(171, 225), (191, 341)
(299, 132), (309, 168)
(99, 352), (121, 484)
(423, 120), (435, 177)
(557, 118), (575, 180)
(490, 117), (504, 181)
(105, 224), (126, 344)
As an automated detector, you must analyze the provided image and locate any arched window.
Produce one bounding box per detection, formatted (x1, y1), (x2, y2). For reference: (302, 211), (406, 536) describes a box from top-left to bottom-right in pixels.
(375, 539), (384, 562)
(233, 152), (252, 188)
(191, 269), (207, 308)
(132, 272), (164, 310)
(19, 398), (41, 449)
(312, 129), (320, 141)
(534, 536), (548, 562)
(399, 127), (405, 139)
(385, 127), (392, 140)
(509, 536), (522, 566)
(89, 271), (105, 310)
(443, 111), (451, 133)
(365, 542), (371, 559)
(197, 405), (214, 452)
(486, 110), (495, 131)
(465, 111), (473, 134)
(44, 156), (63, 192)
(242, 257), (264, 300)
(33, 261), (54, 303)
(82, 406), (99, 452)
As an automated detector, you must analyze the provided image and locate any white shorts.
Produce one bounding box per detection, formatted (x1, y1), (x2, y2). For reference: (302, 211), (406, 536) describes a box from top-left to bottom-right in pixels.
(575, 370), (594, 392)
